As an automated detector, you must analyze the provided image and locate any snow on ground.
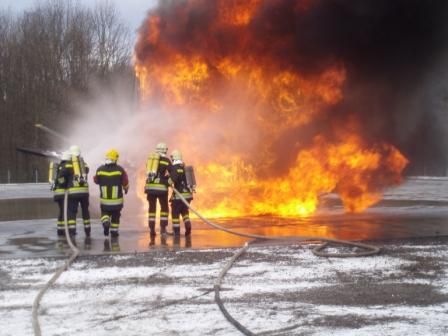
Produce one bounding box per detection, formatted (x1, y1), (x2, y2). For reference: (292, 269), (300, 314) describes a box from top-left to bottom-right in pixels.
(1, 239), (448, 336)
(383, 177), (448, 202)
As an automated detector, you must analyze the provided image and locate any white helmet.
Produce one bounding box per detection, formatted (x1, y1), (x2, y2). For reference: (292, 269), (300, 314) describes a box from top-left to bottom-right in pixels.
(156, 142), (168, 155)
(70, 145), (81, 156)
(61, 151), (71, 161)
(171, 149), (182, 161)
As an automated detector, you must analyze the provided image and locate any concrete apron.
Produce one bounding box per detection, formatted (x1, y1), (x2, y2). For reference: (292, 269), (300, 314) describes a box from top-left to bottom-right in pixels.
(1, 201), (448, 258)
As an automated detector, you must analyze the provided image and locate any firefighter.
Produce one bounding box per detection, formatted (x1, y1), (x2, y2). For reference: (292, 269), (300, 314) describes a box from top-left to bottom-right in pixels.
(144, 142), (172, 237)
(51, 151), (71, 236)
(169, 149), (193, 236)
(94, 149), (129, 237)
(66, 145), (90, 236)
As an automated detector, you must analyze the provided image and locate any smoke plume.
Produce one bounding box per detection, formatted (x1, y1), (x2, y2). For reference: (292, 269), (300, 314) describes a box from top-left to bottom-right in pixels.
(135, 0), (448, 175)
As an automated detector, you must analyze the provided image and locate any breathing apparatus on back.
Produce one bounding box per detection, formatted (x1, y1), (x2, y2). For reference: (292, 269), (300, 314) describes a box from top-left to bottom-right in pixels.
(185, 165), (197, 192)
(171, 149), (197, 193)
(146, 153), (160, 182)
(49, 151), (71, 190)
(48, 161), (59, 190)
(146, 142), (168, 183)
(70, 145), (87, 185)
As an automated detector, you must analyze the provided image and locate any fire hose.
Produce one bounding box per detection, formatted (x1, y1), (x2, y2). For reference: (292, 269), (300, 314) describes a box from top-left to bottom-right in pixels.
(32, 190), (80, 336)
(172, 188), (381, 336)
(29, 188), (380, 335)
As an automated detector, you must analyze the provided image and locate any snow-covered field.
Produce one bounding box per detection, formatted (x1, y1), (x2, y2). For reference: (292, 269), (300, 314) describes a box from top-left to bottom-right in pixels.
(1, 238), (448, 336)
(1, 177), (448, 335)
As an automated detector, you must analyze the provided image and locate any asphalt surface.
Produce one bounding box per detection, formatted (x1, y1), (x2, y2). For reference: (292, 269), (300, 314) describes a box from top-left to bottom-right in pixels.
(1, 205), (448, 258)
(2, 179), (448, 257)
(1, 181), (448, 335)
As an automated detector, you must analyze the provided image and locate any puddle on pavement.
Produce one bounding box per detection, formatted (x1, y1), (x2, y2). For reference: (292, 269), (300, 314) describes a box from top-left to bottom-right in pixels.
(2, 206), (448, 258)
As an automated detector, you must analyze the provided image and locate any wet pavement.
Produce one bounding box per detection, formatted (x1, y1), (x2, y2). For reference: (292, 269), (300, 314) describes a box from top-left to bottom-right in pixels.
(1, 178), (448, 258)
(1, 203), (448, 258)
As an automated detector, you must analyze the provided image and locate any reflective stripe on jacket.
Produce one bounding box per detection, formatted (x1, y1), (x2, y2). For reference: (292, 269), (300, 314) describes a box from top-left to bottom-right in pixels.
(144, 154), (171, 194)
(63, 160), (90, 196)
(94, 163), (129, 207)
(170, 163), (193, 201)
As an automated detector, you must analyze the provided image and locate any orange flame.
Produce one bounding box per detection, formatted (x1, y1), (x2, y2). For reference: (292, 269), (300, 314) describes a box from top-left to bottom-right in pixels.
(134, 0), (408, 218)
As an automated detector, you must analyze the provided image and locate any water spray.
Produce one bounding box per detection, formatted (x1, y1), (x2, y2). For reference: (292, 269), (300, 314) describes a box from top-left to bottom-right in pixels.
(35, 123), (71, 144)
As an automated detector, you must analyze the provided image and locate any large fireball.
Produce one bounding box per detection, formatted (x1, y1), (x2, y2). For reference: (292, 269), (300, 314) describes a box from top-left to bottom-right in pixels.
(134, 0), (408, 217)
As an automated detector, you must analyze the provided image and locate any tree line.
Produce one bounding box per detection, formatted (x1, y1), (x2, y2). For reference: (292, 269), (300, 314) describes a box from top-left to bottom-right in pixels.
(0, 0), (134, 183)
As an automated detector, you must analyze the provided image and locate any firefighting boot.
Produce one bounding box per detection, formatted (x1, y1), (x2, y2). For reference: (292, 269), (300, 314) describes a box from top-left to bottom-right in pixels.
(185, 222), (191, 237)
(84, 227), (91, 237)
(185, 235), (192, 248)
(149, 235), (156, 247)
(111, 237), (120, 252)
(84, 236), (91, 250)
(103, 238), (111, 252)
(57, 229), (65, 237)
(160, 225), (167, 237)
(173, 227), (181, 236)
(69, 228), (77, 236)
(173, 234), (181, 247)
(149, 222), (156, 237)
(111, 230), (119, 238)
(102, 217), (110, 237)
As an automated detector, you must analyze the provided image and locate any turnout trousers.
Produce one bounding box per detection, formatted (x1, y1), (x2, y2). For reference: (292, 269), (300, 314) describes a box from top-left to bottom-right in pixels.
(100, 205), (122, 237)
(147, 193), (169, 236)
(54, 198), (65, 235)
(171, 199), (192, 236)
(67, 194), (91, 235)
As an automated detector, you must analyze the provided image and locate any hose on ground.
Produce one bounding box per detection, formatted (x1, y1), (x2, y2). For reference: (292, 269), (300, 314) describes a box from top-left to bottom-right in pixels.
(32, 190), (80, 336)
(172, 188), (380, 256)
(172, 187), (381, 335)
(214, 242), (254, 336)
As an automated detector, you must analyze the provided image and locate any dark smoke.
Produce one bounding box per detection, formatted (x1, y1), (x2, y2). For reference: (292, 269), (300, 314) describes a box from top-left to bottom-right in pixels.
(136, 0), (448, 175)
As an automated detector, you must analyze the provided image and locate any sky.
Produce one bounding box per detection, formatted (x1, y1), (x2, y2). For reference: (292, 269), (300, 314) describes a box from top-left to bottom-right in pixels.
(0, 0), (157, 37)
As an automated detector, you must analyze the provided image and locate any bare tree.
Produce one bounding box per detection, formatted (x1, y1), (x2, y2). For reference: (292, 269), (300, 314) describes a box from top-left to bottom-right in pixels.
(0, 0), (133, 183)
(92, 0), (131, 77)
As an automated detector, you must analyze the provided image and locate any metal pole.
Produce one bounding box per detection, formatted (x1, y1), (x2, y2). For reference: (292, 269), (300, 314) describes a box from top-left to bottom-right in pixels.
(7, 169), (11, 184)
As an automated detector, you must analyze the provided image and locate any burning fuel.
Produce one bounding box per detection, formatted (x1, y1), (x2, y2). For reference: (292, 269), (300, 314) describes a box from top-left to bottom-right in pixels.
(133, 0), (448, 217)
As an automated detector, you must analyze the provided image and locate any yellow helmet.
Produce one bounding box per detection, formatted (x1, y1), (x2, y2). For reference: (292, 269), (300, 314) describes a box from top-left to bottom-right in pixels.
(171, 149), (182, 161)
(105, 149), (119, 162)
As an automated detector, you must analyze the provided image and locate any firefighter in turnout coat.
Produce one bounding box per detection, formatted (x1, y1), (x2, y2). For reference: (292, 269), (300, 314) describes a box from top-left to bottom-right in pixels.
(94, 149), (129, 237)
(144, 142), (172, 236)
(169, 150), (193, 236)
(51, 151), (71, 236)
(63, 145), (91, 236)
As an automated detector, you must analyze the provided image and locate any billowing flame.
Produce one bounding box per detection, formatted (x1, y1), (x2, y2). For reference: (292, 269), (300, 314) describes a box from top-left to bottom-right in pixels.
(134, 0), (408, 218)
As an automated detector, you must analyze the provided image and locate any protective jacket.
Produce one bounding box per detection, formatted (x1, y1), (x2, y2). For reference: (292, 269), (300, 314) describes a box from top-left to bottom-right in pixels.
(170, 162), (193, 201)
(144, 154), (172, 195)
(63, 157), (89, 196)
(94, 163), (129, 208)
(52, 160), (70, 201)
